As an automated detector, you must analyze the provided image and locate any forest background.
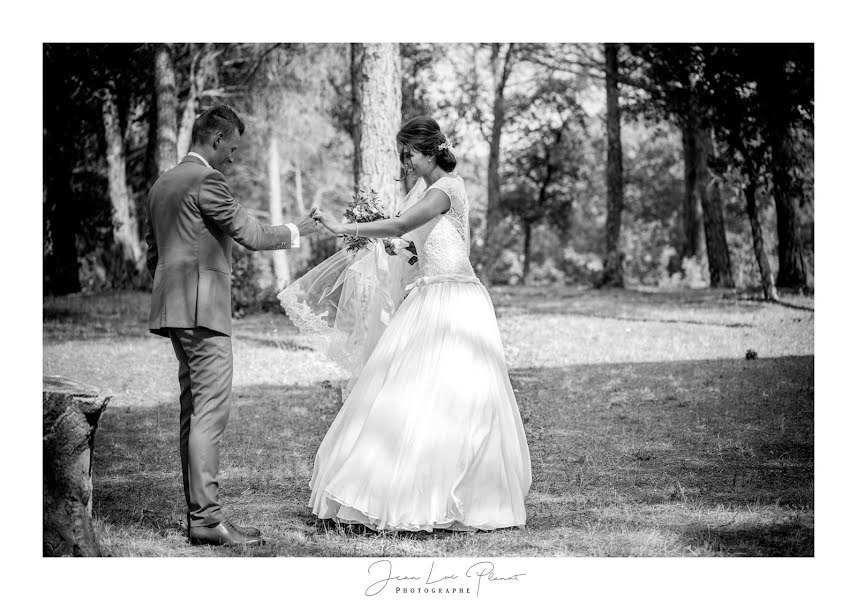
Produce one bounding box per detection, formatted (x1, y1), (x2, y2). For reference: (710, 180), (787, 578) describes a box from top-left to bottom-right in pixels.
(42, 42), (814, 305)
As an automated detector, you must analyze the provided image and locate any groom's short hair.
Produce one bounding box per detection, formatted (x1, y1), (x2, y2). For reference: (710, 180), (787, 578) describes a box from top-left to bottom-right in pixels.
(191, 104), (245, 145)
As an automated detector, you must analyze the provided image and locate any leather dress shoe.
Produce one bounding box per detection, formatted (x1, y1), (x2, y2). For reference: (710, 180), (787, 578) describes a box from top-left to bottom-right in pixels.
(186, 516), (261, 538)
(189, 520), (263, 546)
(231, 522), (262, 537)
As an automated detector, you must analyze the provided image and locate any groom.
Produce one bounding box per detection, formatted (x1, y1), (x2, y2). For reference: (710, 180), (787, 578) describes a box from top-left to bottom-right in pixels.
(145, 104), (317, 546)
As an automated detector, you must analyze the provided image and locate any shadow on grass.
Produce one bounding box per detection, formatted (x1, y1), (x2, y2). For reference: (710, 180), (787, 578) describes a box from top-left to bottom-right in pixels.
(512, 355), (812, 556)
(92, 382), (340, 555)
(44, 291), (152, 342)
(231, 333), (316, 352)
(490, 286), (814, 328)
(90, 355), (812, 556)
(43, 293), (308, 347)
(680, 516), (813, 556)
(519, 308), (754, 328)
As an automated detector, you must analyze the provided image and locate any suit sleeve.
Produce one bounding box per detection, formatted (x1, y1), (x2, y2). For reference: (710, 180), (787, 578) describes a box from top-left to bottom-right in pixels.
(198, 169), (295, 251)
(144, 196), (158, 278)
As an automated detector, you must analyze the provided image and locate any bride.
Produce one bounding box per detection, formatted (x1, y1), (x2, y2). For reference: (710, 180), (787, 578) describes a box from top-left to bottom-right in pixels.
(281, 116), (531, 532)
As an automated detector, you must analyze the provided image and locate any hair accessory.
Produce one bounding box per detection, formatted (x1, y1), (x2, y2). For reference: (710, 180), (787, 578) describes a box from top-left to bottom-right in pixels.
(438, 141), (453, 153)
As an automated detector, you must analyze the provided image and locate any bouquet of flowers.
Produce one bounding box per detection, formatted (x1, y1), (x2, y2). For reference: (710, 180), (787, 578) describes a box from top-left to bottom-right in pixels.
(342, 189), (391, 253)
(342, 189), (418, 264)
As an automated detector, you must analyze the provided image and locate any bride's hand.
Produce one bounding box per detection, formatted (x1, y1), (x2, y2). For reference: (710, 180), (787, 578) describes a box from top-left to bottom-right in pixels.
(312, 208), (344, 235)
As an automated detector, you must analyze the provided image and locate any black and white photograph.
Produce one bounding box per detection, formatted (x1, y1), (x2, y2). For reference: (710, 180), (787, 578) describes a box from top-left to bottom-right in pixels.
(19, 1), (855, 597)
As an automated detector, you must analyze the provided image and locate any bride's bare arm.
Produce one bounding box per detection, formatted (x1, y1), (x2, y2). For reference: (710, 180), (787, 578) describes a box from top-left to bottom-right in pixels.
(315, 189), (451, 238)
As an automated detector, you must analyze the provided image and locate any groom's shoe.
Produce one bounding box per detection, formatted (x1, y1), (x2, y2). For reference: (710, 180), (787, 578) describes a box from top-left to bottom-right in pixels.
(189, 520), (263, 546)
(187, 516), (261, 539)
(230, 522), (262, 538)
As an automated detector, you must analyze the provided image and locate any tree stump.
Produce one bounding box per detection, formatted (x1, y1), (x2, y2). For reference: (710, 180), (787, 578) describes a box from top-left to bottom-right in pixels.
(43, 376), (111, 557)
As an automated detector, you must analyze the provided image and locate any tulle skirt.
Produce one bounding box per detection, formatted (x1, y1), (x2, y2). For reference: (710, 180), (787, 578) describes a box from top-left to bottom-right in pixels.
(308, 275), (532, 532)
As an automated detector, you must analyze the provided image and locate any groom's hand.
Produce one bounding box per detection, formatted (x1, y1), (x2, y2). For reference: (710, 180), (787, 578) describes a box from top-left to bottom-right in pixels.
(296, 208), (319, 236)
(312, 208), (344, 236)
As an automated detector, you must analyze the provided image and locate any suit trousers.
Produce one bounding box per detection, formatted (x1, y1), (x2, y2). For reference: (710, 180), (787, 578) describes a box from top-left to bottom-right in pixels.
(167, 327), (233, 527)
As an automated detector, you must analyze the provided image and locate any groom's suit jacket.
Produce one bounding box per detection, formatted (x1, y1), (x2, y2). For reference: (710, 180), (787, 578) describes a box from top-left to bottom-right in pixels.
(145, 155), (294, 337)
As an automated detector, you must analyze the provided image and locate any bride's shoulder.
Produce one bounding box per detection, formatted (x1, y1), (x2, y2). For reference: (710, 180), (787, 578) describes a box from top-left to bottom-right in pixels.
(439, 173), (465, 190)
(426, 173), (466, 201)
(449, 173), (467, 196)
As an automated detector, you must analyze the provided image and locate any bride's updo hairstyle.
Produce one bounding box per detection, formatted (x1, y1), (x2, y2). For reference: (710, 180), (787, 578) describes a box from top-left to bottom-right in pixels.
(396, 116), (457, 172)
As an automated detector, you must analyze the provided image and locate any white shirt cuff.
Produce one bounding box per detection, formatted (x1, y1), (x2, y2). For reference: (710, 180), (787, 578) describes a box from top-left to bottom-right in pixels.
(285, 223), (300, 248)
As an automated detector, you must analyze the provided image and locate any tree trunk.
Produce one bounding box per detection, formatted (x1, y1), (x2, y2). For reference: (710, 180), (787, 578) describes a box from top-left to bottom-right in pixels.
(102, 88), (144, 285)
(43, 376), (111, 557)
(771, 131), (812, 291)
(743, 175), (778, 301)
(696, 129), (734, 288)
(351, 43), (402, 212)
(599, 43), (625, 288)
(681, 122), (705, 262)
(350, 44), (363, 191)
(177, 44), (216, 159)
(176, 93), (197, 160)
(479, 43), (516, 283)
(756, 47), (813, 292)
(268, 135), (291, 289)
(291, 158), (310, 266)
(294, 157), (305, 214)
(176, 61), (197, 160)
(176, 44), (201, 158)
(557, 204), (575, 261)
(155, 44), (178, 175)
(521, 221), (532, 285)
(144, 91), (160, 186)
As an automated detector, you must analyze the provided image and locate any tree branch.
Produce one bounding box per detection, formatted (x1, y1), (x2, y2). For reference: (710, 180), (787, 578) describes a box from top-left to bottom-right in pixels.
(500, 43), (516, 90)
(523, 53), (656, 93)
(240, 43), (285, 87)
(572, 43), (602, 66)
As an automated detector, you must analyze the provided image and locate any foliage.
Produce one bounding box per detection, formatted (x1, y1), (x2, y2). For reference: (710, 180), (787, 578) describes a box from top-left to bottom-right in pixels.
(620, 121), (685, 285)
(43, 43), (814, 301)
(491, 246), (524, 285)
(401, 43), (443, 121)
(496, 75), (589, 282)
(43, 43), (155, 294)
(624, 43), (814, 289)
(658, 255), (710, 289)
(226, 43), (354, 281)
(230, 245), (281, 318)
(696, 44), (813, 204)
(502, 78), (587, 225)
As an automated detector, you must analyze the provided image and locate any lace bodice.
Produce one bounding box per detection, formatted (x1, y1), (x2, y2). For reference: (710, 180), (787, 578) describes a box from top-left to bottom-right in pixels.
(403, 175), (475, 278)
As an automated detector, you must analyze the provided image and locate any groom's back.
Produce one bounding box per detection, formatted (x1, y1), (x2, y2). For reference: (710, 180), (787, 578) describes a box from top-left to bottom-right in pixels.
(149, 160), (209, 242)
(146, 158), (234, 337)
(148, 160), (231, 270)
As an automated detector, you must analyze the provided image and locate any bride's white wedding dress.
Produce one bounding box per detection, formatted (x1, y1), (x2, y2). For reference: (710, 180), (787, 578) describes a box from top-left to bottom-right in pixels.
(301, 174), (531, 532)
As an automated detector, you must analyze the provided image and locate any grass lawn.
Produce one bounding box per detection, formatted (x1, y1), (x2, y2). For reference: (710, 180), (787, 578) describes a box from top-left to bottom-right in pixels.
(43, 286), (813, 556)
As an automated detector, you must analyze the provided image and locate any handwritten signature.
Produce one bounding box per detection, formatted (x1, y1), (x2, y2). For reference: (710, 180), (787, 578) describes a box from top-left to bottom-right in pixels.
(365, 559), (525, 597)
